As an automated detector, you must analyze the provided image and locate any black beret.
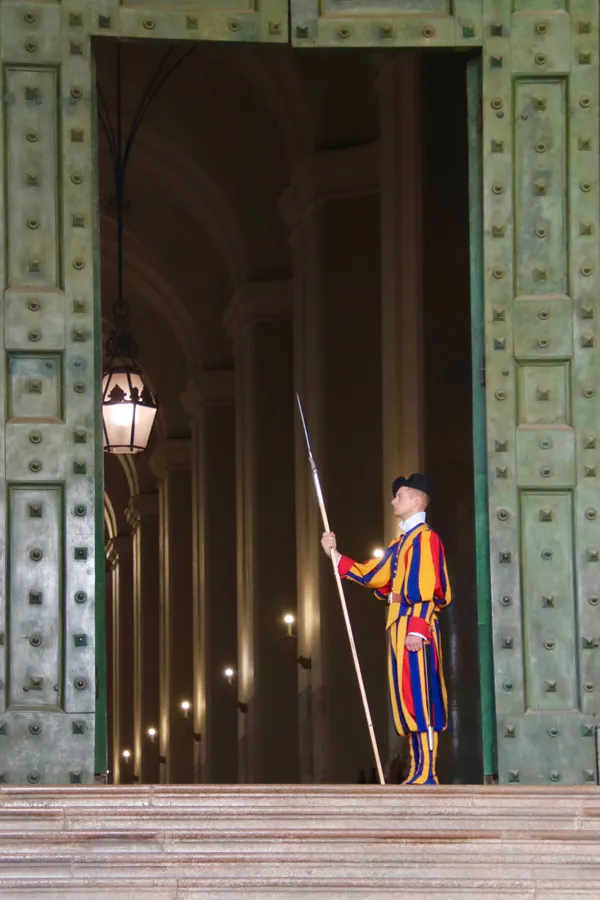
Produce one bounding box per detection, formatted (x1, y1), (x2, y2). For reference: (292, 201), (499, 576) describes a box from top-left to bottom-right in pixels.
(392, 475), (406, 496)
(392, 473), (432, 499)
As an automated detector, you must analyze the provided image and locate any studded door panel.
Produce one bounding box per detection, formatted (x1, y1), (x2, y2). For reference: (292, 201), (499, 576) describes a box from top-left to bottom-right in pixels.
(290, 0), (482, 47)
(483, 1), (600, 784)
(0, 0), (289, 785)
(0, 1), (98, 785)
(87, 0), (287, 43)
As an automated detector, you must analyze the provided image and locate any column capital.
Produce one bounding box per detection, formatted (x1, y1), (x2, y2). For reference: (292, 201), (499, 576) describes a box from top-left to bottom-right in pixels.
(224, 280), (292, 345)
(106, 534), (134, 567)
(125, 493), (159, 530)
(149, 438), (191, 480)
(181, 370), (234, 418)
(279, 143), (378, 231)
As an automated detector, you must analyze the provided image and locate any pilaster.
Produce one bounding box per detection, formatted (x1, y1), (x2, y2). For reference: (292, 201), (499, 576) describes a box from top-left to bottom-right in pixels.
(375, 53), (426, 769)
(181, 371), (237, 784)
(149, 439), (193, 784)
(125, 493), (160, 785)
(376, 53), (425, 538)
(280, 145), (386, 784)
(224, 281), (298, 783)
(105, 535), (134, 786)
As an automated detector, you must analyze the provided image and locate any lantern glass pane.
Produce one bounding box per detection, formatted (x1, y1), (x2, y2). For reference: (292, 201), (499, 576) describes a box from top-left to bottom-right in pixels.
(131, 404), (158, 452)
(102, 369), (156, 454)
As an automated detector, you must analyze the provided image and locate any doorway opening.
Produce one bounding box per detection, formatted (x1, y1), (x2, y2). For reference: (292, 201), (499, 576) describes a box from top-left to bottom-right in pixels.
(96, 39), (481, 786)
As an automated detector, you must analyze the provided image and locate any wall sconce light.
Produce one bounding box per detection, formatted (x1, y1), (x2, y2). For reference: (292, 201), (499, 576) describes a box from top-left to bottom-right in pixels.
(283, 612), (296, 639)
(297, 655), (312, 670)
(180, 700), (192, 719)
(223, 666), (247, 713)
(146, 727), (157, 744)
(122, 749), (132, 763)
(373, 547), (384, 559)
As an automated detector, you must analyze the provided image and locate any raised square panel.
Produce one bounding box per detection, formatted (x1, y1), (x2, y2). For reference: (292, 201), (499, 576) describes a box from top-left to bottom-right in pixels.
(0, 712), (94, 785)
(510, 11), (571, 74)
(322, 0), (450, 10)
(520, 491), (577, 712)
(5, 424), (66, 481)
(513, 298), (573, 359)
(0, 4), (62, 61)
(292, 0), (455, 45)
(497, 710), (596, 786)
(517, 363), (570, 425)
(5, 291), (66, 350)
(8, 486), (63, 711)
(7, 353), (63, 421)
(515, 427), (575, 487)
(514, 79), (567, 297)
(4, 67), (60, 288)
(121, 0), (257, 6)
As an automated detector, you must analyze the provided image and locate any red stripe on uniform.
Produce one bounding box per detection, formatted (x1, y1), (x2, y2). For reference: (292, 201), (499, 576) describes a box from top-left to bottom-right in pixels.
(428, 531), (443, 598)
(402, 648), (415, 720)
(338, 555), (354, 577)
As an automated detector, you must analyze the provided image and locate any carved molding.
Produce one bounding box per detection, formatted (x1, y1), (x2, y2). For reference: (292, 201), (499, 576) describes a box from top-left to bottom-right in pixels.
(149, 438), (191, 479)
(279, 143), (379, 231)
(105, 535), (134, 566)
(125, 493), (159, 530)
(181, 370), (235, 418)
(224, 280), (292, 344)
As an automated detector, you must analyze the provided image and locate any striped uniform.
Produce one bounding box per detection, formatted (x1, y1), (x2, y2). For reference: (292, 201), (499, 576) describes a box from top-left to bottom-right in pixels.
(338, 523), (451, 784)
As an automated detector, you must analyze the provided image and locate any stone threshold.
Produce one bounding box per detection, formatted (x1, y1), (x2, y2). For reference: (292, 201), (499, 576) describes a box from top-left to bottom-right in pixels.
(0, 785), (599, 898)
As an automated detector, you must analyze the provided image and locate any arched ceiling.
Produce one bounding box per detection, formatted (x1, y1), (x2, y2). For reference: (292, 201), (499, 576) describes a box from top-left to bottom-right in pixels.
(94, 38), (380, 450)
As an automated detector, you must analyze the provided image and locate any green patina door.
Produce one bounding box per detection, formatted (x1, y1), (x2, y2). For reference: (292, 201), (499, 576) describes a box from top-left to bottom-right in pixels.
(0, 0), (598, 785)
(0, 2), (103, 784)
(480, 0), (600, 786)
(290, 0), (600, 785)
(0, 0), (287, 786)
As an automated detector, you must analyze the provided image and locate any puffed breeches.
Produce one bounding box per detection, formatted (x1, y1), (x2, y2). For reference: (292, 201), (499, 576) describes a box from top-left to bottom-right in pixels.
(387, 614), (447, 736)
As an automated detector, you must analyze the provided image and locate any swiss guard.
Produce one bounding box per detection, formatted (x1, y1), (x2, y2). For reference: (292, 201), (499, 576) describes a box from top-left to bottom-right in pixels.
(321, 473), (451, 785)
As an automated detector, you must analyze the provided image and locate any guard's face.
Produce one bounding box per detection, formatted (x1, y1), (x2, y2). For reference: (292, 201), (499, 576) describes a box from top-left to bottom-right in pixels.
(392, 486), (417, 520)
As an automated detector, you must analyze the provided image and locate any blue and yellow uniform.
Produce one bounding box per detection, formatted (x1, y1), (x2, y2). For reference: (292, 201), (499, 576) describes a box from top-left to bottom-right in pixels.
(338, 519), (451, 784)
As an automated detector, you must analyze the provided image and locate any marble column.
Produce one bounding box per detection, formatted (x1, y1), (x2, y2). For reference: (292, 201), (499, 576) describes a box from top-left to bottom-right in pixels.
(181, 371), (237, 784)
(224, 281), (298, 784)
(104, 556), (114, 783)
(420, 52), (481, 784)
(149, 440), (194, 784)
(280, 147), (385, 784)
(376, 53), (425, 533)
(105, 535), (134, 785)
(125, 493), (160, 785)
(376, 53), (425, 772)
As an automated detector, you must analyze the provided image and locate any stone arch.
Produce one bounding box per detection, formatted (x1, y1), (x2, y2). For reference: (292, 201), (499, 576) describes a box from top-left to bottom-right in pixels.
(197, 43), (314, 169)
(123, 135), (247, 288)
(104, 492), (118, 540)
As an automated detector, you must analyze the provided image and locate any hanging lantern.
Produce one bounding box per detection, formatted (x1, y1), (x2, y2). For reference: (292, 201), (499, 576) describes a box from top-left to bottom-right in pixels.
(102, 296), (158, 455)
(102, 358), (157, 454)
(98, 41), (191, 454)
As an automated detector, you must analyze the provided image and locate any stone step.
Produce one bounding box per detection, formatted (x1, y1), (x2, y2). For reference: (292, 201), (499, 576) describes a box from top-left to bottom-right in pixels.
(0, 785), (599, 898)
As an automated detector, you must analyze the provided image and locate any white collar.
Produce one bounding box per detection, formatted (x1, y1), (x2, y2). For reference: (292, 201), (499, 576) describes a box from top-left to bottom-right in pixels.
(399, 511), (427, 534)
